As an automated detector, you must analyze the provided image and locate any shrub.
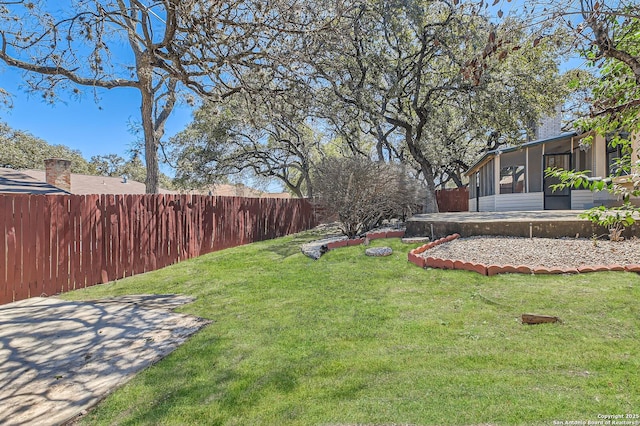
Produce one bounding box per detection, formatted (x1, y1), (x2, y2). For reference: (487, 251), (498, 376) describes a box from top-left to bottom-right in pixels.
(312, 157), (422, 238)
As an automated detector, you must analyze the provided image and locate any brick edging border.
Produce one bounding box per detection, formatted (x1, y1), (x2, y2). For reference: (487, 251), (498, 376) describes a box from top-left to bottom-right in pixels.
(324, 230), (406, 251)
(407, 234), (640, 276)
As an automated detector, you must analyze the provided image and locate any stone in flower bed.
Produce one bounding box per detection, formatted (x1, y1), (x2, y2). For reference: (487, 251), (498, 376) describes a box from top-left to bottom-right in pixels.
(365, 247), (393, 257)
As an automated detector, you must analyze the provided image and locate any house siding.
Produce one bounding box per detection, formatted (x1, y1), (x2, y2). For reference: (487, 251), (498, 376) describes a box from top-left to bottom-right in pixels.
(571, 190), (594, 210)
(478, 195), (496, 211)
(495, 192), (544, 211)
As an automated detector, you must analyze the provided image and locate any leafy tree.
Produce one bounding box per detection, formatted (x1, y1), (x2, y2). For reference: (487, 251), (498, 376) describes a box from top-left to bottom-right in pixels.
(90, 153), (174, 188)
(540, 2), (640, 239)
(90, 154), (127, 178)
(0, 121), (94, 173)
(304, 1), (569, 211)
(523, 0), (640, 135)
(0, 0), (335, 193)
(170, 91), (323, 198)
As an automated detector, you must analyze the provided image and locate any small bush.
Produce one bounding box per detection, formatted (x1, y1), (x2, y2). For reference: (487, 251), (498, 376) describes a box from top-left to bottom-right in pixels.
(312, 157), (422, 238)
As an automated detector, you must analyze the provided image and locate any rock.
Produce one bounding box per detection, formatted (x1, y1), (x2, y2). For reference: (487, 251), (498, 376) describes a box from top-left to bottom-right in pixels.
(301, 236), (346, 260)
(365, 247), (393, 257)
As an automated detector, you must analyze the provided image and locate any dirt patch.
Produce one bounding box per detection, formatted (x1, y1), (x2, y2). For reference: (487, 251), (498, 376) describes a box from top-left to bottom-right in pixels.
(0, 294), (210, 426)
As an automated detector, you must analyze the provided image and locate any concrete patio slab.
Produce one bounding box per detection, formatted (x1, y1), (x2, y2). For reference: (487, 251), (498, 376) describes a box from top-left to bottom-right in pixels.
(0, 294), (210, 426)
(406, 210), (640, 239)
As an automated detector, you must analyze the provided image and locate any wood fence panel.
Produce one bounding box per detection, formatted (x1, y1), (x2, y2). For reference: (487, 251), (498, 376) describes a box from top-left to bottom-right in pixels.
(101, 195), (111, 282)
(115, 195), (123, 280)
(41, 196), (52, 295)
(148, 195), (157, 272)
(137, 195), (145, 273)
(94, 195), (105, 283)
(22, 197), (33, 298)
(0, 196), (8, 304)
(436, 187), (469, 212)
(7, 196), (18, 302)
(130, 195), (141, 276)
(69, 195), (81, 291)
(21, 197), (33, 299)
(12, 197), (26, 301)
(0, 197), (9, 304)
(120, 195), (128, 278)
(110, 194), (118, 281)
(85, 195), (98, 286)
(157, 195), (167, 268)
(1, 194), (317, 305)
(79, 196), (90, 289)
(52, 196), (65, 294)
(31, 196), (44, 297)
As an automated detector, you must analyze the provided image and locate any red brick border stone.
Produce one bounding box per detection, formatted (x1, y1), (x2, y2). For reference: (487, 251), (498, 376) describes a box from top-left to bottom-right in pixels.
(327, 240), (348, 250)
(385, 230), (405, 238)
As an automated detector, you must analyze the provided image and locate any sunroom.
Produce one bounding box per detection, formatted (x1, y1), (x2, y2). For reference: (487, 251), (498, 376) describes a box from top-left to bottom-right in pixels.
(465, 131), (636, 212)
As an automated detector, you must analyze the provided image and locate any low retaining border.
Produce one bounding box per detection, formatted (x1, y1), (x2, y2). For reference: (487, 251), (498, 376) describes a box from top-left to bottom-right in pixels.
(325, 230), (406, 251)
(407, 234), (640, 275)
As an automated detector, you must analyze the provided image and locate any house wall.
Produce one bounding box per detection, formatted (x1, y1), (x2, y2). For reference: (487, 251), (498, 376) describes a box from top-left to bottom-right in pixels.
(571, 190), (594, 209)
(494, 192), (544, 211)
(478, 195), (495, 211)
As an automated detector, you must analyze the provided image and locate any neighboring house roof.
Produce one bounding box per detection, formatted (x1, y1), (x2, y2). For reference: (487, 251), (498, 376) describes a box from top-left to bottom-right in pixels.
(465, 132), (579, 176)
(0, 168), (69, 195)
(19, 170), (176, 195)
(0, 168), (292, 198)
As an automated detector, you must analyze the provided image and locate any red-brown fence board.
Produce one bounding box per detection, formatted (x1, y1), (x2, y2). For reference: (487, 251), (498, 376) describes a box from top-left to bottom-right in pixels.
(60, 196), (71, 294)
(86, 195), (98, 287)
(26, 196), (37, 297)
(436, 187), (469, 212)
(0, 196), (6, 303)
(5, 197), (16, 303)
(14, 197), (28, 301)
(1, 194), (317, 305)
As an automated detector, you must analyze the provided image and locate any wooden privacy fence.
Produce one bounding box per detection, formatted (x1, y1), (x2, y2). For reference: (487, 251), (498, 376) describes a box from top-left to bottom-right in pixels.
(436, 187), (469, 212)
(0, 194), (317, 305)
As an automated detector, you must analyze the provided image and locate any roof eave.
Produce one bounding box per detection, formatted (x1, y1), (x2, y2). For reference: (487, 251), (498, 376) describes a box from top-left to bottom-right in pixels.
(464, 132), (579, 176)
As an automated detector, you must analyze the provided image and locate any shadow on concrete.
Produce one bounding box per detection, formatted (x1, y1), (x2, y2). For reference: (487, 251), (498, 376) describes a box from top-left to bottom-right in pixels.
(0, 294), (210, 426)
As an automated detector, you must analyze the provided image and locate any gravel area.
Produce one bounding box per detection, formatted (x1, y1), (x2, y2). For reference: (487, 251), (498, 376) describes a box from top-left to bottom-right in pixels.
(421, 236), (640, 268)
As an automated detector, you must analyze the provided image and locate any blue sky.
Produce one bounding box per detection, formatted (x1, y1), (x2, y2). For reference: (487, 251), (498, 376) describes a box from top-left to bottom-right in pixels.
(1, 68), (194, 175)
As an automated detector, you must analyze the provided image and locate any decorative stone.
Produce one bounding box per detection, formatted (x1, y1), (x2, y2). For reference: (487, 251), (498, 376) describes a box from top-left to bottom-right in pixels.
(300, 236), (346, 259)
(365, 247), (393, 257)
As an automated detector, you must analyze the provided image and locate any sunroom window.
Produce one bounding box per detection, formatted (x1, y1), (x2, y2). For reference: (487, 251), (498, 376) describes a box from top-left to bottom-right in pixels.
(499, 165), (525, 194)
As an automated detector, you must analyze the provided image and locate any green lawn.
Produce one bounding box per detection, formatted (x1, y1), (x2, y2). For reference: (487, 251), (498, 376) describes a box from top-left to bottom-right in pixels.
(61, 230), (640, 425)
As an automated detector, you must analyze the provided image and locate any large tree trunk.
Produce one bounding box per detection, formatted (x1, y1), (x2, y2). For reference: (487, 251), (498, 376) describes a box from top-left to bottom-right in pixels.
(396, 123), (439, 213)
(139, 64), (159, 194)
(420, 162), (439, 213)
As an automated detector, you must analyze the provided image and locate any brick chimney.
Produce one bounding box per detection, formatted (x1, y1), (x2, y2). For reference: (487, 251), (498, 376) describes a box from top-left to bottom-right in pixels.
(534, 105), (563, 140)
(44, 158), (72, 192)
